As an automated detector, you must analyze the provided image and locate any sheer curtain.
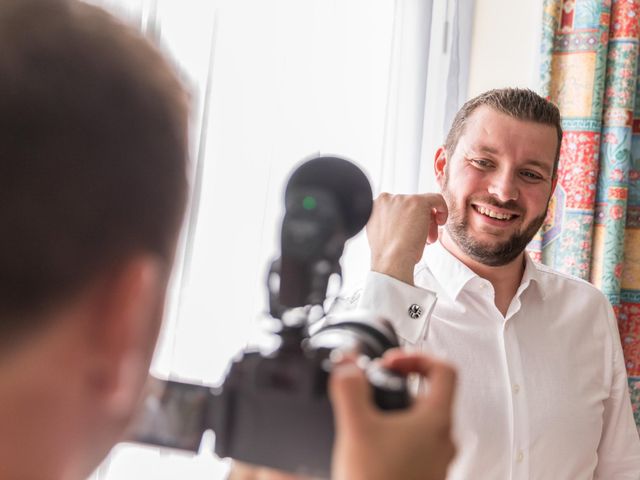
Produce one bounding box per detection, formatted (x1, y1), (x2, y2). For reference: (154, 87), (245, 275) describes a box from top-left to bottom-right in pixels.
(88, 1), (472, 478)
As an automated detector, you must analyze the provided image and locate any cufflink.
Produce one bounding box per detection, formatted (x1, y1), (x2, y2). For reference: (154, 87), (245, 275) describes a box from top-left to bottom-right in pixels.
(408, 304), (423, 319)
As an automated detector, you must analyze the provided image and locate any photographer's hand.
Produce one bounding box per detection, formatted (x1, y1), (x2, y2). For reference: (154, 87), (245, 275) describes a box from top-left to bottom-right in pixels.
(227, 461), (311, 480)
(329, 350), (456, 480)
(367, 193), (447, 285)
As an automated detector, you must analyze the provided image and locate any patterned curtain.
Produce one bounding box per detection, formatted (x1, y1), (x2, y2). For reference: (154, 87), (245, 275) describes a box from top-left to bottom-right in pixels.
(531, 0), (640, 429)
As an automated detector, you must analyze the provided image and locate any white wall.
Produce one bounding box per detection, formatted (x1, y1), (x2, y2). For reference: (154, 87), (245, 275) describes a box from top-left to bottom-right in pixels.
(467, 0), (543, 97)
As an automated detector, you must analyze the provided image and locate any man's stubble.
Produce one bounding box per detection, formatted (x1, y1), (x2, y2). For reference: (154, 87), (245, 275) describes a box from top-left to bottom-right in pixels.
(441, 172), (549, 267)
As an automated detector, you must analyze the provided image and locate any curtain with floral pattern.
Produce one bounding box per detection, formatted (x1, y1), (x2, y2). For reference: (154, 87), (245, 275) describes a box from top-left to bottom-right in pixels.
(532, 0), (640, 429)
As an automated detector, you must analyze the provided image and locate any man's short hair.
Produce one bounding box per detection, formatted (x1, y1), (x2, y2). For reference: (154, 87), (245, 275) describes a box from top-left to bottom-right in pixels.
(444, 88), (563, 175)
(0, 0), (189, 338)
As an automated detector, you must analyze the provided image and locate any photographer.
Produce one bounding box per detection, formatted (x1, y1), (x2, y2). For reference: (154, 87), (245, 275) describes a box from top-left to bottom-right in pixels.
(0, 1), (456, 479)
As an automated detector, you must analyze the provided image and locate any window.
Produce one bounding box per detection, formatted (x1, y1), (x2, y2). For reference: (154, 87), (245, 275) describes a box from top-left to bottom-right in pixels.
(88, 1), (471, 478)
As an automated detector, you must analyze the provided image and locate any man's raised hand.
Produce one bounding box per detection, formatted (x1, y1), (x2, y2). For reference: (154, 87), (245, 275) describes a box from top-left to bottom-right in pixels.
(366, 193), (448, 285)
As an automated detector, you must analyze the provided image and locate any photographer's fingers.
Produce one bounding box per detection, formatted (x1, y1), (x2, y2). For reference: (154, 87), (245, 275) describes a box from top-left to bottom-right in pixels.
(229, 462), (309, 480)
(381, 351), (456, 413)
(329, 362), (374, 433)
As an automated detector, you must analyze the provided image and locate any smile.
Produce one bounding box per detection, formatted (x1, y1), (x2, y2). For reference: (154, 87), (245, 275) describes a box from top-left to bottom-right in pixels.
(472, 205), (519, 221)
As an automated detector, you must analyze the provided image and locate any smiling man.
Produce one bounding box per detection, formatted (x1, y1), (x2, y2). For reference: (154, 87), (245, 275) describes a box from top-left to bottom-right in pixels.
(359, 88), (640, 479)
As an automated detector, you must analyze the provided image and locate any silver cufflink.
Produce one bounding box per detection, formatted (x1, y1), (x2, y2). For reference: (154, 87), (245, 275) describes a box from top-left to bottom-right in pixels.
(408, 304), (423, 319)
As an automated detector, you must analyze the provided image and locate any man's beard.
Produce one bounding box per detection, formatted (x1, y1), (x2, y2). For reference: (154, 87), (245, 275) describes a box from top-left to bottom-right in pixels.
(442, 181), (548, 267)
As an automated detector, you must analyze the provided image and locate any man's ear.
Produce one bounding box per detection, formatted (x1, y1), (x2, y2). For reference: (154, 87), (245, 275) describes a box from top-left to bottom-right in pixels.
(85, 255), (166, 418)
(434, 146), (447, 188)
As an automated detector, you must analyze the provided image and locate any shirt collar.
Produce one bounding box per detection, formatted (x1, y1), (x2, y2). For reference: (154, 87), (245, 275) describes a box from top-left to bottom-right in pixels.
(421, 240), (545, 300)
(519, 251), (546, 300)
(421, 240), (477, 300)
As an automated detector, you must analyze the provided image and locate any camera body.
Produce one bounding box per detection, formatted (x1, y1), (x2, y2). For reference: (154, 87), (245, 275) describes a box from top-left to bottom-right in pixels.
(208, 311), (410, 477)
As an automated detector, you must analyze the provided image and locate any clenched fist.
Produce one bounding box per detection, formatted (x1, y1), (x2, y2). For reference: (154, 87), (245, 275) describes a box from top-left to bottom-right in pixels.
(367, 193), (448, 285)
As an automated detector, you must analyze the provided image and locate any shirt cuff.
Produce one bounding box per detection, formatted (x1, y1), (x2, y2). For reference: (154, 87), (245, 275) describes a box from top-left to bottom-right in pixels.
(357, 271), (437, 345)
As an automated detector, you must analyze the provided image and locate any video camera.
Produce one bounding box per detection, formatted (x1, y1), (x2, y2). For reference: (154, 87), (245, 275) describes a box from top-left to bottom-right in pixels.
(129, 156), (410, 478)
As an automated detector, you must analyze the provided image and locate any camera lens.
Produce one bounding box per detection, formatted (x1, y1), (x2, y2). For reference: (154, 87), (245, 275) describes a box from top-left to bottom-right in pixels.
(307, 310), (401, 360)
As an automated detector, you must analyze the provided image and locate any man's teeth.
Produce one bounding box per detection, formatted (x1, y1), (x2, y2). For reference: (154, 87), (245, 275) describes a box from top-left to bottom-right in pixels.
(476, 206), (513, 220)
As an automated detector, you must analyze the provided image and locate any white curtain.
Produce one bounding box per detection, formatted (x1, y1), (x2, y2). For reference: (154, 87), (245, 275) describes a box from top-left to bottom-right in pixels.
(88, 1), (473, 478)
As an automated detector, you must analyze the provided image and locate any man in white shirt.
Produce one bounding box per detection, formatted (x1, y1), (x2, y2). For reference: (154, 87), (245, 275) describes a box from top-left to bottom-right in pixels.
(0, 1), (456, 479)
(359, 88), (640, 479)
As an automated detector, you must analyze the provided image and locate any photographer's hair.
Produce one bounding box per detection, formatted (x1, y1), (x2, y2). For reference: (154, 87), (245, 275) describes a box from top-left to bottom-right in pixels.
(444, 88), (563, 175)
(0, 0), (189, 342)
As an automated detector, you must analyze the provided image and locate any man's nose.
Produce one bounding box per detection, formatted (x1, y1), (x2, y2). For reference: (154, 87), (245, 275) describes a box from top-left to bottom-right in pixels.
(487, 170), (519, 203)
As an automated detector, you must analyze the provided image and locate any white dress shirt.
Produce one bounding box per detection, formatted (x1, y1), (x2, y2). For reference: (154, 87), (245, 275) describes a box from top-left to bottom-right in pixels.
(357, 240), (640, 479)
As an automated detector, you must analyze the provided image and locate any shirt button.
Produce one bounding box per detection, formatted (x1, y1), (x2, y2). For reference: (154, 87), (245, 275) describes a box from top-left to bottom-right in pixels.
(408, 304), (423, 319)
(516, 450), (524, 463)
(513, 384), (520, 394)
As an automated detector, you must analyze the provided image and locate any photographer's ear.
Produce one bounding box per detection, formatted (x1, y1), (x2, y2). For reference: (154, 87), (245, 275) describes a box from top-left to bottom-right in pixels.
(434, 147), (447, 188)
(85, 255), (166, 418)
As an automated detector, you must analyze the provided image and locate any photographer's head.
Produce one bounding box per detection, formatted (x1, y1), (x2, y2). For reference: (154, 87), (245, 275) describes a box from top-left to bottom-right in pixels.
(435, 88), (561, 267)
(0, 0), (189, 477)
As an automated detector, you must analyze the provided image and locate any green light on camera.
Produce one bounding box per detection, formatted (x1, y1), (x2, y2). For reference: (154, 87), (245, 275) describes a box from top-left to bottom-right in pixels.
(302, 195), (317, 210)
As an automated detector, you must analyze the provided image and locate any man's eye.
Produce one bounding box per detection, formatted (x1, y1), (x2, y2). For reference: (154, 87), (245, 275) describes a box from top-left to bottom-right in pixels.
(520, 170), (543, 181)
(471, 158), (492, 168)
